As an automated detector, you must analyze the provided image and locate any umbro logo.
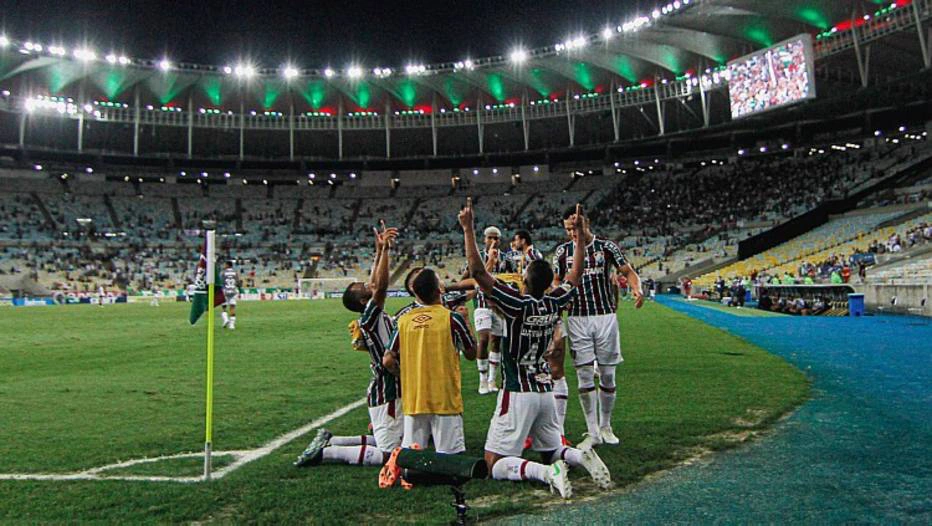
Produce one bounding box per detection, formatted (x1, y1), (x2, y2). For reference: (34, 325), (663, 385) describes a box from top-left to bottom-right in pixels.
(412, 314), (432, 323)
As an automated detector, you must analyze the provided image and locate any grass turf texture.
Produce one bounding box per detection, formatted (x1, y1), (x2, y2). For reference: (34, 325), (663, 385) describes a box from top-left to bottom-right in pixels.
(0, 299), (808, 523)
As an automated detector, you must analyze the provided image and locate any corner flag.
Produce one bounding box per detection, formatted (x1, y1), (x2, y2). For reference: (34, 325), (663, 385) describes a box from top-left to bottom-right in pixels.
(189, 236), (226, 325)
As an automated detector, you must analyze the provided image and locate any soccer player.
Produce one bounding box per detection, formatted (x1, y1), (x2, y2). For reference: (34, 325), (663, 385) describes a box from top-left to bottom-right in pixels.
(220, 261), (239, 330)
(296, 226), (402, 468)
(473, 226), (509, 395)
(510, 229), (544, 272)
(461, 200), (611, 499)
(394, 266), (473, 320)
(97, 285), (106, 307)
(553, 207), (643, 449)
(383, 268), (477, 455)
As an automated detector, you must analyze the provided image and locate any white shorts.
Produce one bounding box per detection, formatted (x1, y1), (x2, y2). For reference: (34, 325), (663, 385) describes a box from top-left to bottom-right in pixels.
(485, 390), (562, 457)
(474, 307), (506, 337)
(223, 293), (238, 306)
(566, 314), (623, 367)
(402, 414), (465, 454)
(368, 398), (403, 453)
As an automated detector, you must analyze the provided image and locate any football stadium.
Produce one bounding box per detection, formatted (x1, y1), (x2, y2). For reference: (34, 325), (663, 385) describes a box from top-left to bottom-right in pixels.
(0, 0), (930, 523)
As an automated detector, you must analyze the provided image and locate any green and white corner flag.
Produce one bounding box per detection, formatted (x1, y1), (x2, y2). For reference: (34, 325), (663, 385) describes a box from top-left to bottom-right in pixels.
(189, 233), (225, 325)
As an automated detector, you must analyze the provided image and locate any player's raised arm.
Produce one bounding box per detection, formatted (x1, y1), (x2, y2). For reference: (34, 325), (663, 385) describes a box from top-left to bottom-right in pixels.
(372, 225), (398, 308)
(565, 204), (587, 287)
(459, 198), (497, 295)
(366, 226), (384, 291)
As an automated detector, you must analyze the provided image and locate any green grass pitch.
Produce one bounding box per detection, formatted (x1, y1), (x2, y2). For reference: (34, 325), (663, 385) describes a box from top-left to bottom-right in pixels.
(0, 299), (808, 523)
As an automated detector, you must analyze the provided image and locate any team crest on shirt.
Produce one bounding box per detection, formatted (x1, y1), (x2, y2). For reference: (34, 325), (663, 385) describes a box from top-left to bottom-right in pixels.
(594, 251), (605, 265)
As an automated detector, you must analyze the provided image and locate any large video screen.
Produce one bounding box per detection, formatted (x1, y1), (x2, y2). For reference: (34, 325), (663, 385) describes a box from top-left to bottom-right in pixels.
(728, 34), (816, 119)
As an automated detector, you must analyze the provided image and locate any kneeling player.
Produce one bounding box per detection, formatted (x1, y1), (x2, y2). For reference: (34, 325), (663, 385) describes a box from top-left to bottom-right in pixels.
(296, 226), (402, 467)
(461, 200), (611, 499)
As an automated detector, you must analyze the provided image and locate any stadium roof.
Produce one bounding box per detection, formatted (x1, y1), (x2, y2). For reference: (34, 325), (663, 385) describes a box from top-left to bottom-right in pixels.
(0, 0), (925, 113)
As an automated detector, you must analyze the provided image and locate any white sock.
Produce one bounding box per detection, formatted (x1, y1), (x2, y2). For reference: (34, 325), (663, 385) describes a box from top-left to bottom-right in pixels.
(599, 389), (616, 429)
(488, 352), (501, 385)
(329, 435), (376, 447)
(552, 377), (569, 433)
(221, 312), (229, 324)
(579, 389), (600, 437)
(322, 445), (383, 466)
(230, 316), (236, 328)
(491, 456), (548, 483)
(598, 366), (617, 428)
(477, 359), (489, 384)
(553, 446), (584, 468)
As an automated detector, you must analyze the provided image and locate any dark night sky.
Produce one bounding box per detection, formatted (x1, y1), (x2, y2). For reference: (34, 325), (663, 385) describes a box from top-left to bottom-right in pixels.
(0, 0), (650, 68)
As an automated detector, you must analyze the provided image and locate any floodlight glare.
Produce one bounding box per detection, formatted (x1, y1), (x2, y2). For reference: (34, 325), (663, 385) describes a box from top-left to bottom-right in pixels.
(602, 27), (614, 40)
(223, 65), (233, 74)
(118, 56), (130, 65)
(158, 59), (171, 72)
(509, 49), (528, 64)
(324, 67), (335, 78)
(0, 35), (9, 48)
(105, 54), (117, 64)
(283, 65), (299, 79)
(234, 64), (255, 78)
(73, 48), (97, 62)
(347, 65), (363, 79)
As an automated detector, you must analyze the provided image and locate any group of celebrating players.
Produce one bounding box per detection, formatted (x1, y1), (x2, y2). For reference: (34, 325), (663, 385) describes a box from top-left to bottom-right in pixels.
(295, 199), (643, 499)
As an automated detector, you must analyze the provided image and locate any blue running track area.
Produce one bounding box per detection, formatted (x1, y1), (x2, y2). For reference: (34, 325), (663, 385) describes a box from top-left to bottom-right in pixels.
(501, 296), (932, 524)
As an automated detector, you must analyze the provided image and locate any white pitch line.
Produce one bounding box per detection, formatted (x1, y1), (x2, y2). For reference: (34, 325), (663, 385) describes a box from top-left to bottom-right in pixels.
(0, 398), (367, 483)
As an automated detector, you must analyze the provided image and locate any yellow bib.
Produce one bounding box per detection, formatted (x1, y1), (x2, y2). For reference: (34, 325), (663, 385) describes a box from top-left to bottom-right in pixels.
(397, 304), (463, 415)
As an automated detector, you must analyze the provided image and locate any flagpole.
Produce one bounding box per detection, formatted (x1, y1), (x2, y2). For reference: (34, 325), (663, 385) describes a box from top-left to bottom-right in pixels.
(204, 229), (216, 481)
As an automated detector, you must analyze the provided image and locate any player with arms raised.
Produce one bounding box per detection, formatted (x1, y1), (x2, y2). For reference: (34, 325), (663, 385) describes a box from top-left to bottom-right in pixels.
(553, 207), (643, 449)
(461, 200), (611, 498)
(220, 261), (239, 330)
(295, 225), (401, 468)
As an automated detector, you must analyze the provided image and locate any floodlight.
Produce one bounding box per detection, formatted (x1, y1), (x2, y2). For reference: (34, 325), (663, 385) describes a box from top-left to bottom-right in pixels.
(283, 65), (299, 79)
(602, 27), (614, 40)
(158, 59), (171, 72)
(0, 35), (9, 47)
(347, 65), (363, 79)
(324, 68), (335, 78)
(106, 54), (117, 64)
(234, 64), (255, 78)
(509, 49), (528, 64)
(73, 48), (97, 62)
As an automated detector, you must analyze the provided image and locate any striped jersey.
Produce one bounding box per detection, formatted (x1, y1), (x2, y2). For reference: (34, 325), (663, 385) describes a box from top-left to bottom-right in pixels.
(222, 268), (238, 297)
(475, 248), (515, 309)
(358, 299), (401, 407)
(506, 247), (544, 275)
(490, 281), (578, 393)
(553, 237), (627, 317)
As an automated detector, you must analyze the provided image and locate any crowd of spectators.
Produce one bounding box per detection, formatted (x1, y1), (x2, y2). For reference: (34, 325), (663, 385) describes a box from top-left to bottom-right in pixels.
(0, 138), (920, 293)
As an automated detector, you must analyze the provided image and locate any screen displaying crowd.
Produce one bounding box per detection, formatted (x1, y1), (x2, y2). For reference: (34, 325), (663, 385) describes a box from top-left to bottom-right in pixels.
(729, 36), (814, 119)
